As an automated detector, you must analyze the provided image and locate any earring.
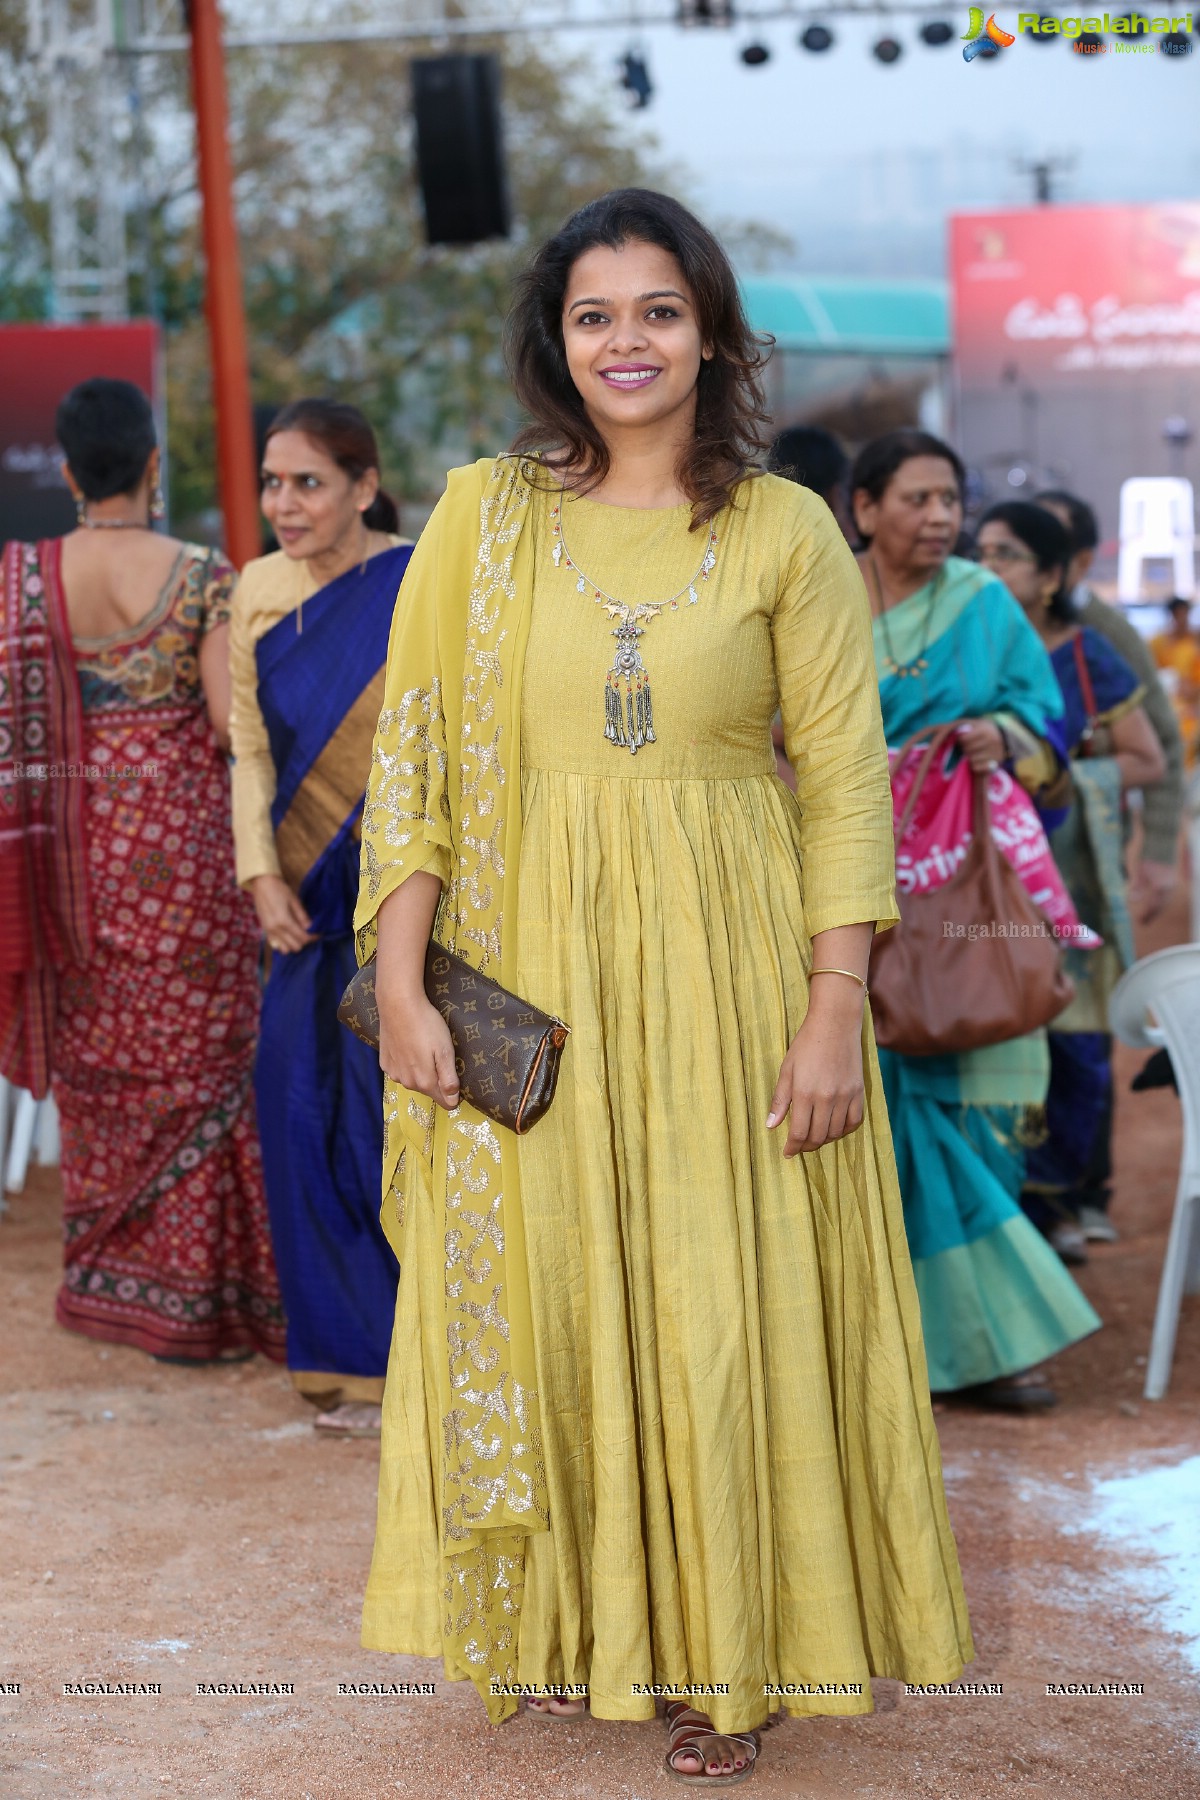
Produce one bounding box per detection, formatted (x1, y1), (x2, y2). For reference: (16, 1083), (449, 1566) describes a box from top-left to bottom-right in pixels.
(75, 495), (87, 527)
(150, 482), (166, 521)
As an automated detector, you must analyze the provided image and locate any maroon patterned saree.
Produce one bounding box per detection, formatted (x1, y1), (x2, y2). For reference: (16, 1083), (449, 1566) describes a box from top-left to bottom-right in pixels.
(0, 539), (91, 1098)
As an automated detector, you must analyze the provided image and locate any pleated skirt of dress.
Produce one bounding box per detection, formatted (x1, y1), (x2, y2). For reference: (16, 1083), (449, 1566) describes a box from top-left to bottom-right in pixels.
(362, 769), (974, 1732)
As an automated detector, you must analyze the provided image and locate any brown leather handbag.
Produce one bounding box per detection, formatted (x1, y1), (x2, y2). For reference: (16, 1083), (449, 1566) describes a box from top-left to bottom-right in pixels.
(338, 944), (570, 1135)
(868, 721), (1075, 1056)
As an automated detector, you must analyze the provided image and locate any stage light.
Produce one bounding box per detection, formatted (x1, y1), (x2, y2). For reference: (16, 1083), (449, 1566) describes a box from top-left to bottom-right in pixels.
(740, 41), (771, 64)
(1026, 17), (1060, 41)
(872, 35), (903, 62)
(919, 21), (954, 45)
(1074, 29), (1104, 48)
(619, 50), (653, 108)
(1161, 29), (1193, 51)
(801, 23), (834, 51)
(1115, 10), (1149, 30)
(676, 0), (735, 22)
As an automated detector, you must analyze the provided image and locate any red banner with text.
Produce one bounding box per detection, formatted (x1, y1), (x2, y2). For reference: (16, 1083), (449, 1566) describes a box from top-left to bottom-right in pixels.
(951, 203), (1200, 387)
(0, 322), (161, 546)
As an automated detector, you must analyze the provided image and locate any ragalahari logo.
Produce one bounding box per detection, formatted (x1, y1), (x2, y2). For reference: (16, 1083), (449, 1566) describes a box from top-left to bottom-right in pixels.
(965, 10), (1195, 50)
(962, 8), (1017, 55)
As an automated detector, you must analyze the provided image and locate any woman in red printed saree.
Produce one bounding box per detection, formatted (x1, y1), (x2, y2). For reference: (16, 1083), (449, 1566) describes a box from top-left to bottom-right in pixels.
(0, 378), (284, 1363)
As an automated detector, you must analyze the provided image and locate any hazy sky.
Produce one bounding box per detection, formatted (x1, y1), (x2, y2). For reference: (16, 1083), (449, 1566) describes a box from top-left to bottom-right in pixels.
(573, 16), (1200, 274)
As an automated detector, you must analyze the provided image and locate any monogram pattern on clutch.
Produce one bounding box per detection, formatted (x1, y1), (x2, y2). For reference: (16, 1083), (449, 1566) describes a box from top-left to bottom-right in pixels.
(338, 945), (569, 1136)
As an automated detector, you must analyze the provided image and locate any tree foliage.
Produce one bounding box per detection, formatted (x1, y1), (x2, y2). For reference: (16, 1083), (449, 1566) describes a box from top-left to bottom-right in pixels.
(219, 33), (671, 514)
(0, 5), (787, 525)
(0, 0), (50, 317)
(0, 7), (662, 521)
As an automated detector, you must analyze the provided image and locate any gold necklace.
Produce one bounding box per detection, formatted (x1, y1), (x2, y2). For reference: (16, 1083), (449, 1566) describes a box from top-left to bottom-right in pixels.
(869, 556), (945, 679)
(550, 491), (719, 755)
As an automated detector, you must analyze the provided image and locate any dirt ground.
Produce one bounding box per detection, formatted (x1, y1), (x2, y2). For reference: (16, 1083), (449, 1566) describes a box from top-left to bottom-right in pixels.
(3, 894), (1199, 1800)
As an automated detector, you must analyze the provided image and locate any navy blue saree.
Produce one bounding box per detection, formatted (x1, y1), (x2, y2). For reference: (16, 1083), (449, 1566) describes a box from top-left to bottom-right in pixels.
(254, 545), (411, 1402)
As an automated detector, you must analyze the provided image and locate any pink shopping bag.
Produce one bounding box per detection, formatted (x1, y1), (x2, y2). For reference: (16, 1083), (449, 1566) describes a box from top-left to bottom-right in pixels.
(889, 736), (1101, 948)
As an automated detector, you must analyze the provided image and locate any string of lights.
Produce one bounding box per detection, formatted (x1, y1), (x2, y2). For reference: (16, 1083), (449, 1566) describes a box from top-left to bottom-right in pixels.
(610, 8), (1194, 108)
(114, 4), (1199, 59)
(93, 4), (1194, 140)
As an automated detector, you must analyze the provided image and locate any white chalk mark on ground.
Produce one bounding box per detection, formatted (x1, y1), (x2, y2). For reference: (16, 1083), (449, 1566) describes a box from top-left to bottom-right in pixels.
(945, 1449), (1200, 1674)
(1066, 1452), (1200, 1672)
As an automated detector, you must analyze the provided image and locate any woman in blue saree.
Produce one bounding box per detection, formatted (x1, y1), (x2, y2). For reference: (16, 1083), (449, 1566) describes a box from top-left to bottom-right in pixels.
(975, 503), (1164, 1266)
(230, 399), (411, 1436)
(851, 432), (1100, 1411)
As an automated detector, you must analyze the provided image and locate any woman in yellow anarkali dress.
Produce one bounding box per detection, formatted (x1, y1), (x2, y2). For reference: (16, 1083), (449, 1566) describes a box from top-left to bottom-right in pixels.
(354, 190), (973, 1786)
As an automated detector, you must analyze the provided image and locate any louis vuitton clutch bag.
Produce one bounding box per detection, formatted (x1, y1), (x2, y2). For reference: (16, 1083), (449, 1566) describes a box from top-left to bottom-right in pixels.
(337, 943), (570, 1136)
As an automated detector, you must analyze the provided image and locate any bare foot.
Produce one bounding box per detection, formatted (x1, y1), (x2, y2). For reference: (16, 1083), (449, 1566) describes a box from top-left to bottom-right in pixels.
(524, 1693), (589, 1720)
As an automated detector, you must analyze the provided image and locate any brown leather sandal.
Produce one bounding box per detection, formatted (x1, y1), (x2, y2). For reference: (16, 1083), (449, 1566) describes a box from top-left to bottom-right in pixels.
(664, 1703), (758, 1785)
(312, 1402), (383, 1437)
(957, 1373), (1058, 1412)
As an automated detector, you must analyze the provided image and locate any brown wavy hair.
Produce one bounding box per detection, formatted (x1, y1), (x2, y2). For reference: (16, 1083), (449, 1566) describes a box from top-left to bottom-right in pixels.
(505, 189), (773, 529)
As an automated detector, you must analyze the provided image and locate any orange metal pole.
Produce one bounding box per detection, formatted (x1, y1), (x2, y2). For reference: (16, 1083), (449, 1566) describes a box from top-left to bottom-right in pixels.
(187, 0), (259, 569)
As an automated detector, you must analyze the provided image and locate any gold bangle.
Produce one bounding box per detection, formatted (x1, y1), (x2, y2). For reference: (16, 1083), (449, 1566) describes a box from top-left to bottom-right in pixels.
(810, 967), (868, 992)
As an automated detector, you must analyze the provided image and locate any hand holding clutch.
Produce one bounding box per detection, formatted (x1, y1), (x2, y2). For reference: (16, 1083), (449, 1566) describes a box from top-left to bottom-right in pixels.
(376, 985), (461, 1112)
(338, 943), (569, 1136)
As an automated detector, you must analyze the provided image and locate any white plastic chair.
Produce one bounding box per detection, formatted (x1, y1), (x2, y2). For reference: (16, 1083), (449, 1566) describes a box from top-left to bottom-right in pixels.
(3, 1088), (41, 1195)
(35, 1096), (60, 1169)
(1110, 944), (1200, 1400)
(1117, 477), (1195, 602)
(1, 1086), (59, 1197)
(0, 1078), (10, 1216)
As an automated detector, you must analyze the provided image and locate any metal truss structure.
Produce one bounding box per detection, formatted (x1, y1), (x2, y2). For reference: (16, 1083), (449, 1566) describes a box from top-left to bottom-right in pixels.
(124, 2), (965, 53)
(26, 0), (132, 319)
(23, 0), (962, 319)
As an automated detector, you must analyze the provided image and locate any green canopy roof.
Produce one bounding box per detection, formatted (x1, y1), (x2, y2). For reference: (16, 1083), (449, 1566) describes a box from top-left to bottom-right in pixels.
(741, 276), (949, 357)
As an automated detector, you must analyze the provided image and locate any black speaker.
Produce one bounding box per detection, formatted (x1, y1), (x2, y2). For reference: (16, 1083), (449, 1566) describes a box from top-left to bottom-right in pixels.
(411, 54), (511, 247)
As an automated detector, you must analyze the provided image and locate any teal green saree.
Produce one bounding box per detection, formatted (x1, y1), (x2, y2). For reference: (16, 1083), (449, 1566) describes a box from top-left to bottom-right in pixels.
(874, 560), (1101, 1390)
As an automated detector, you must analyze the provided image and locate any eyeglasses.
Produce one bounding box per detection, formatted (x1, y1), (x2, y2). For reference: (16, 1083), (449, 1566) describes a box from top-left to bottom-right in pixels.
(974, 543), (1037, 568)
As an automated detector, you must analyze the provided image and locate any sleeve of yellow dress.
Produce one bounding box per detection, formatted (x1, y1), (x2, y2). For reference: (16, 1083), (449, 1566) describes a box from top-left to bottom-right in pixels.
(228, 565), (284, 886)
(772, 490), (900, 936)
(353, 489), (454, 952)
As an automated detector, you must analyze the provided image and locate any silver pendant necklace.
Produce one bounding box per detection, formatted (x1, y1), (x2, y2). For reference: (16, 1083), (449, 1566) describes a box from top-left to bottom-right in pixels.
(549, 491), (719, 755)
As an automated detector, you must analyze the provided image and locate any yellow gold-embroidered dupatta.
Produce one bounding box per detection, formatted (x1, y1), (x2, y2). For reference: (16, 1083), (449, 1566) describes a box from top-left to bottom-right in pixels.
(353, 457), (546, 1723)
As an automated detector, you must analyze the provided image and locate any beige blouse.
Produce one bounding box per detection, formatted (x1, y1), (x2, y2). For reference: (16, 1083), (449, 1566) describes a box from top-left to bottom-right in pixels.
(228, 540), (404, 886)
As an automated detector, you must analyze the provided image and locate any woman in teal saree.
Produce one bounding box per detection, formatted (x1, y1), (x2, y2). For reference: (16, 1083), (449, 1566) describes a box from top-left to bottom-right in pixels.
(851, 431), (1100, 1410)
